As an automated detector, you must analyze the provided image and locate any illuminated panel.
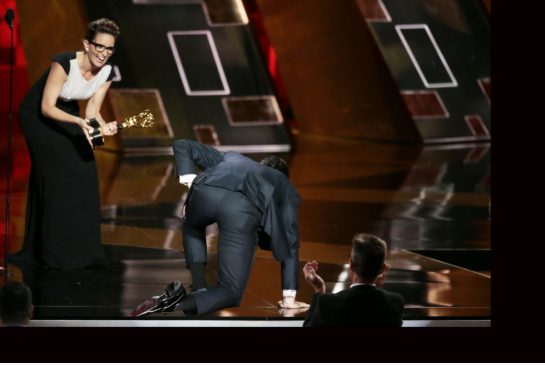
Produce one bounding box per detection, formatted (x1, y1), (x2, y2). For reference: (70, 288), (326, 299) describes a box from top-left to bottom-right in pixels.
(464, 115), (489, 137)
(193, 124), (221, 146)
(401, 90), (449, 119)
(222, 95), (283, 126)
(202, 0), (248, 26)
(108, 88), (174, 138)
(464, 145), (490, 164)
(355, 0), (391, 22)
(167, 30), (230, 96)
(396, 24), (458, 88)
(132, 0), (198, 3)
(132, 0), (249, 26)
(478, 78), (491, 104)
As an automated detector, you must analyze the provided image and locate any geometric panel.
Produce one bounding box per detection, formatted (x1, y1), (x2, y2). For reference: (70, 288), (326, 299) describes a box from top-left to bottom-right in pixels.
(202, 0), (249, 26)
(355, 0), (392, 22)
(132, 0), (249, 26)
(108, 88), (174, 139)
(401, 90), (449, 119)
(222, 95), (283, 126)
(193, 124), (221, 146)
(464, 145), (490, 164)
(167, 30), (230, 96)
(362, 0), (490, 143)
(396, 24), (458, 88)
(478, 78), (491, 104)
(464, 115), (489, 137)
(86, 0), (293, 152)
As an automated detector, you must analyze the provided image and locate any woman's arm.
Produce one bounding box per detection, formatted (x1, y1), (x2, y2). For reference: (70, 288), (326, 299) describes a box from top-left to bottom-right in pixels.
(40, 62), (89, 129)
(85, 80), (117, 136)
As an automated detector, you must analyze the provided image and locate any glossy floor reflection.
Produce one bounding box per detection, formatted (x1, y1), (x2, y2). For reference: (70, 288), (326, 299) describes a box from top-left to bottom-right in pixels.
(2, 128), (490, 322)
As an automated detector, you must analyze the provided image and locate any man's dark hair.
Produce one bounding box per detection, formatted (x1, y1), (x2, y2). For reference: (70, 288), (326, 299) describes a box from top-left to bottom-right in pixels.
(260, 156), (289, 177)
(85, 18), (120, 41)
(0, 281), (33, 325)
(350, 233), (387, 281)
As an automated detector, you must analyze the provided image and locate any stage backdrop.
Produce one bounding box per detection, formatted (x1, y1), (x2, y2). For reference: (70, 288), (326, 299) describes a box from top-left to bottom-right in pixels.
(357, 0), (491, 143)
(83, 0), (294, 154)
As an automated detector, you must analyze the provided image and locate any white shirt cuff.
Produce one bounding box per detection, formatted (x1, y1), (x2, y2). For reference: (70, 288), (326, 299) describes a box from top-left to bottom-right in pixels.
(179, 174), (197, 185)
(282, 289), (297, 298)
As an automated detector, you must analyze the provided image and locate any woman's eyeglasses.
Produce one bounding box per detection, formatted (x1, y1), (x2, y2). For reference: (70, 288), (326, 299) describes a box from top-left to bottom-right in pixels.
(90, 41), (115, 54)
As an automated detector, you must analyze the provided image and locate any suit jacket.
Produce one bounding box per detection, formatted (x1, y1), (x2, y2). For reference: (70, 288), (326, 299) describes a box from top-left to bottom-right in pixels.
(173, 140), (301, 289)
(303, 285), (404, 327)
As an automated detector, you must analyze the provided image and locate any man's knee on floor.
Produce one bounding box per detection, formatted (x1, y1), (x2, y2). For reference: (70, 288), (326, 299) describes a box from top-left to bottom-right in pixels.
(222, 287), (244, 308)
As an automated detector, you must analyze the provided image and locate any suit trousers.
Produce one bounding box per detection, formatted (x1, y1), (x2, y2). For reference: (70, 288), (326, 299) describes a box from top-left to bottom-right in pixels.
(183, 182), (261, 315)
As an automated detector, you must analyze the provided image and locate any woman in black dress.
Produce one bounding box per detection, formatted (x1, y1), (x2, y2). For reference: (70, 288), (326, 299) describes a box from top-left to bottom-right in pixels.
(13, 18), (120, 270)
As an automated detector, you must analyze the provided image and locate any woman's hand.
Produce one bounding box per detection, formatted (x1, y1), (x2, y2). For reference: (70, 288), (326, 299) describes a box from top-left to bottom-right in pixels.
(78, 118), (94, 148)
(102, 121), (118, 136)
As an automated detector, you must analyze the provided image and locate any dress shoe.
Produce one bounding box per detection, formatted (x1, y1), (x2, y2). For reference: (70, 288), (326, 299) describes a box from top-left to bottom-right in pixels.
(129, 281), (186, 317)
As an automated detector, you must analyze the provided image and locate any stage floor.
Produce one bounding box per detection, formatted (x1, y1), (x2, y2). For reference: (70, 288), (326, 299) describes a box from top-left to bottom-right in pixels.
(1, 124), (490, 325)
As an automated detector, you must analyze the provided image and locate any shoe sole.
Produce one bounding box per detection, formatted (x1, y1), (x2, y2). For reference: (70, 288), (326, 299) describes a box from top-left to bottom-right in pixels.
(133, 283), (186, 316)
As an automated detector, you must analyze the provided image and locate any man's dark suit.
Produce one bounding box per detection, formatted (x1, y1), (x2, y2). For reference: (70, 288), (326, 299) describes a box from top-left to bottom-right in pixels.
(173, 140), (301, 315)
(303, 284), (404, 327)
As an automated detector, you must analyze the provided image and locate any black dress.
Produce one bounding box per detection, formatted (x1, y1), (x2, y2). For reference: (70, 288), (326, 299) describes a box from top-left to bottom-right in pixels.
(15, 52), (114, 270)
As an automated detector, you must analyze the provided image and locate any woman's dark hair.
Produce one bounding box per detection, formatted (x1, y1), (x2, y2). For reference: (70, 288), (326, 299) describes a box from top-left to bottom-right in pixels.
(260, 156), (289, 177)
(85, 18), (120, 41)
